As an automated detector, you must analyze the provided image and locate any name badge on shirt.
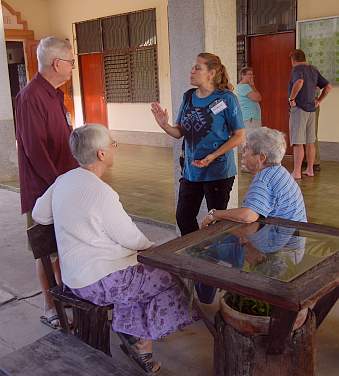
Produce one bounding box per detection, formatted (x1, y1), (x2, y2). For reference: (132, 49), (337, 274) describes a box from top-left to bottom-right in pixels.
(66, 112), (72, 127)
(209, 99), (227, 115)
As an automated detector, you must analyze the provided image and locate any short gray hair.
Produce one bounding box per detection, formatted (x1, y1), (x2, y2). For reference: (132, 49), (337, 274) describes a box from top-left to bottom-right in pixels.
(246, 127), (286, 165)
(37, 37), (72, 70)
(69, 124), (112, 166)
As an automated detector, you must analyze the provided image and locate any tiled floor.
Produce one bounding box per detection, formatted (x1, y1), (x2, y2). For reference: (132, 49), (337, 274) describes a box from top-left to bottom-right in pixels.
(2, 144), (339, 227)
(102, 144), (176, 224)
(103, 144), (339, 228)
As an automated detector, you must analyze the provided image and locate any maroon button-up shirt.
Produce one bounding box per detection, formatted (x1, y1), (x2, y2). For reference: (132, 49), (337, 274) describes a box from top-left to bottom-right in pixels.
(16, 73), (78, 214)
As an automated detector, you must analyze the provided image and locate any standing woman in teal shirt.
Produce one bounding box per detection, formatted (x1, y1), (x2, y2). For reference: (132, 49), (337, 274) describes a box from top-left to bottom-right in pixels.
(151, 53), (245, 237)
(235, 66), (262, 129)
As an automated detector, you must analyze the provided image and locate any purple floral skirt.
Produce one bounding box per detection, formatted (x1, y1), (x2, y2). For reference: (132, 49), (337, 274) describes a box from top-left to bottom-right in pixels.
(70, 263), (197, 340)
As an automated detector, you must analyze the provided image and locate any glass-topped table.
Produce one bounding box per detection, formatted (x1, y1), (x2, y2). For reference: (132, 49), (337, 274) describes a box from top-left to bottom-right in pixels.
(138, 217), (339, 356)
(177, 222), (339, 283)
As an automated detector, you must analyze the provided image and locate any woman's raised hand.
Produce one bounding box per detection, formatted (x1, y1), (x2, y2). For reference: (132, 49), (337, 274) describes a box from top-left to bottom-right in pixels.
(151, 102), (169, 128)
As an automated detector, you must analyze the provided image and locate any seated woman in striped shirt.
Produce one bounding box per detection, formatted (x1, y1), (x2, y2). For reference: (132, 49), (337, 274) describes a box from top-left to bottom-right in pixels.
(202, 127), (307, 227)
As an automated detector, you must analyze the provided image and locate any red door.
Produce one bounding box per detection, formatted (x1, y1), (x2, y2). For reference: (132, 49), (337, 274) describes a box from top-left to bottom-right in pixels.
(24, 39), (39, 81)
(249, 32), (295, 154)
(79, 53), (108, 126)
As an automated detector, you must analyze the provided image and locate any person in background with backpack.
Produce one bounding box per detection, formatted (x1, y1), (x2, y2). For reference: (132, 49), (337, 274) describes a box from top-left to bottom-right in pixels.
(151, 52), (245, 302)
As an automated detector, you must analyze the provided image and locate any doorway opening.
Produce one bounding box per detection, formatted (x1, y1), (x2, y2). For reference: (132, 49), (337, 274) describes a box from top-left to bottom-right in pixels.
(5, 41), (27, 130)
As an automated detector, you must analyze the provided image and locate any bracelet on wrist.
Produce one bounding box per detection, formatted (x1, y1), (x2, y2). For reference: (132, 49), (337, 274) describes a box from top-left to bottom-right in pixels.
(208, 208), (217, 221)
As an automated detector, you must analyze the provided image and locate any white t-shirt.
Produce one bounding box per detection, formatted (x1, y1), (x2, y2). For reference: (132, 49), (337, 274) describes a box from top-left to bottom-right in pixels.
(32, 168), (153, 288)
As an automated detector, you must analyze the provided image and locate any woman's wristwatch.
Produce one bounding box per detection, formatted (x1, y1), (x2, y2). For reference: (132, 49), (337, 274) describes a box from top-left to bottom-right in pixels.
(288, 97), (295, 103)
(208, 208), (217, 221)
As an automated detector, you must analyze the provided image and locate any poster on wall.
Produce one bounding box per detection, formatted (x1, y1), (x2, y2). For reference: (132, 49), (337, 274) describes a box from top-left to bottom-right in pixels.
(297, 16), (339, 84)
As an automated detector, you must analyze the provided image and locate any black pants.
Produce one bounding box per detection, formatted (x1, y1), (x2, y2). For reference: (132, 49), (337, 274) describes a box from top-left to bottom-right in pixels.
(176, 177), (235, 304)
(176, 177), (235, 236)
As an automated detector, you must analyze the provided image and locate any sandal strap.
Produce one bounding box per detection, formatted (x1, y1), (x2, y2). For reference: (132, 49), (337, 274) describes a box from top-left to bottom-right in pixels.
(117, 333), (160, 374)
(47, 314), (59, 323)
(134, 352), (157, 373)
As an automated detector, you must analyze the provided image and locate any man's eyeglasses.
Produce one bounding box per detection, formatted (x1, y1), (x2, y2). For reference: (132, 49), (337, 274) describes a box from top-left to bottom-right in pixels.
(56, 58), (75, 67)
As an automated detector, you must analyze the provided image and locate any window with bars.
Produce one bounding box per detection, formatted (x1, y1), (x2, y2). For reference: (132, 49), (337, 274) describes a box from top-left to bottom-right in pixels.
(248, 0), (296, 35)
(75, 9), (159, 103)
(75, 19), (102, 54)
(236, 0), (296, 78)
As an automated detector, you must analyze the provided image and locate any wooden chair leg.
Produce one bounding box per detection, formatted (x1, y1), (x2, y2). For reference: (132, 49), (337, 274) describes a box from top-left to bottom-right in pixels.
(97, 309), (111, 355)
(54, 301), (70, 333)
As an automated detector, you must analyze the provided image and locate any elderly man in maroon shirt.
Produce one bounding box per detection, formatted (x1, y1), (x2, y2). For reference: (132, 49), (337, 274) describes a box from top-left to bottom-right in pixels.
(15, 37), (78, 328)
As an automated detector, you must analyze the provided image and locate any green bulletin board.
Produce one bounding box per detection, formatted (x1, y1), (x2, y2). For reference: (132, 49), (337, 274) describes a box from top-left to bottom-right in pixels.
(298, 17), (339, 84)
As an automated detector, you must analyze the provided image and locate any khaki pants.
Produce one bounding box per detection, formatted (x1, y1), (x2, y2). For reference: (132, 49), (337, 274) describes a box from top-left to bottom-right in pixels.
(289, 107), (316, 145)
(314, 106), (320, 165)
(302, 106), (320, 165)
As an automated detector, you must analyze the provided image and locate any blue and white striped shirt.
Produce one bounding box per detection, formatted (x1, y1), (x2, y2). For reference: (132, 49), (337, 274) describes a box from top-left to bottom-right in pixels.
(242, 165), (307, 222)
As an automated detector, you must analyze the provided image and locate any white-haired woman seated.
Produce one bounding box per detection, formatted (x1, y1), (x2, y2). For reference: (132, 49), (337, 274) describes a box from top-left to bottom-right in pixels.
(32, 125), (196, 374)
(202, 127), (307, 227)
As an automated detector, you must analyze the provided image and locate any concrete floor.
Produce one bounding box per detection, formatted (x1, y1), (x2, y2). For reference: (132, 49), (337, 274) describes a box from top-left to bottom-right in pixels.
(0, 144), (339, 374)
(0, 190), (338, 375)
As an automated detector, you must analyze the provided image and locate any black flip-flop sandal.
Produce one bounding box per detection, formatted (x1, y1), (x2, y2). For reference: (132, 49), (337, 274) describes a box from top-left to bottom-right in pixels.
(40, 314), (60, 329)
(117, 333), (161, 374)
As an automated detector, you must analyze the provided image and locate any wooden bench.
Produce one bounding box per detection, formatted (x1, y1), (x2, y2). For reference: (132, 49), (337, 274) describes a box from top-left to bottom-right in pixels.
(0, 331), (143, 376)
(27, 224), (112, 355)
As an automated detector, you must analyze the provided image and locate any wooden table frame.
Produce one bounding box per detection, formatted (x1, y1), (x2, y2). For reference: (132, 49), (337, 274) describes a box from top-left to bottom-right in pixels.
(138, 217), (339, 355)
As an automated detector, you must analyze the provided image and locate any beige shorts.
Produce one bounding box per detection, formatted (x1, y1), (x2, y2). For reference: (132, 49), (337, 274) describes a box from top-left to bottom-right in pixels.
(289, 107), (316, 145)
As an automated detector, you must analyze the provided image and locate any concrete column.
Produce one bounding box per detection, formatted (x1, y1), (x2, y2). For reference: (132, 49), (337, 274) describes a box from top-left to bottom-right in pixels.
(0, 3), (18, 182)
(167, 0), (239, 230)
(167, 0), (205, 228)
(204, 0), (238, 208)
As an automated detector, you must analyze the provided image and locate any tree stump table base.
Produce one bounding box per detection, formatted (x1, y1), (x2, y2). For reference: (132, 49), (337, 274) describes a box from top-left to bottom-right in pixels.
(214, 310), (316, 376)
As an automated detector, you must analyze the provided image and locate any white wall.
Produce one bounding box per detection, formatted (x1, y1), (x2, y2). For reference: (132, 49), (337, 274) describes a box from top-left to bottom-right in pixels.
(298, 0), (339, 142)
(108, 103), (159, 132)
(46, 0), (171, 133)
